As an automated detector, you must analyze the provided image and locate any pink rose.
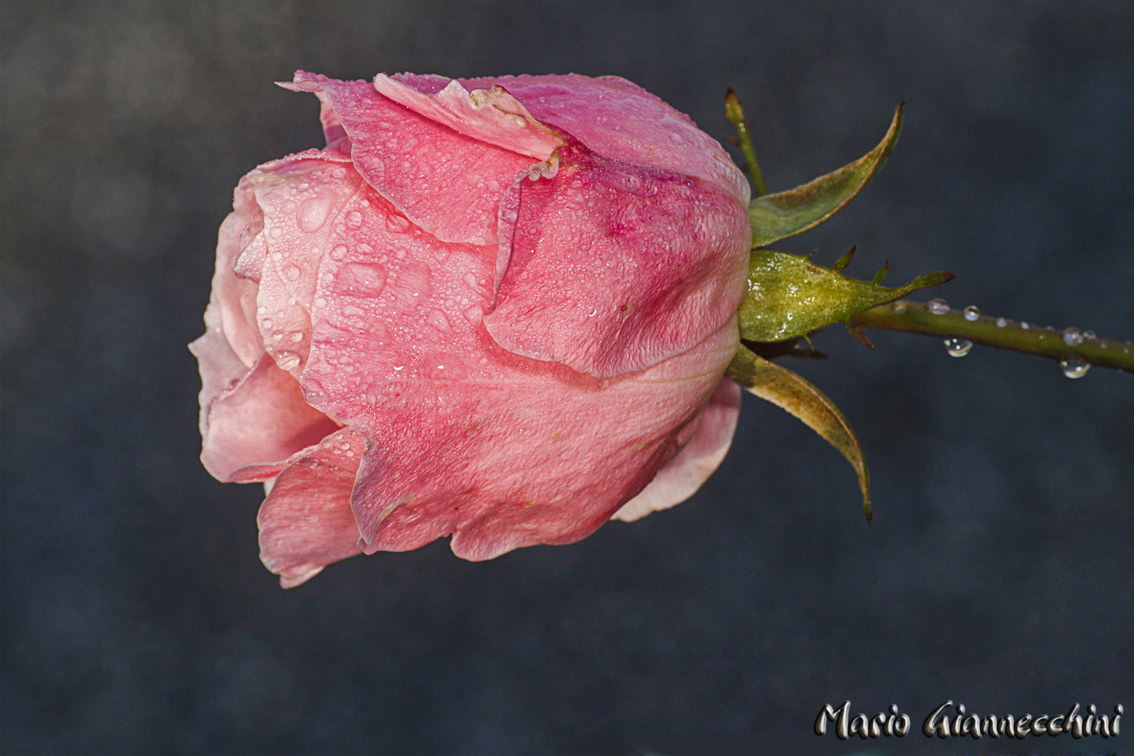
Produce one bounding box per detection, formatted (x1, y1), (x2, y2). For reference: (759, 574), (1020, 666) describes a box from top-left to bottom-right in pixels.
(190, 71), (751, 587)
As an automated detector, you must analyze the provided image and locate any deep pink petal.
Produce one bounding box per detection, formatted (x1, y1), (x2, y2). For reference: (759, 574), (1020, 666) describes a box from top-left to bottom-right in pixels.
(284, 71), (542, 246)
(198, 353), (340, 483)
(460, 74), (750, 206)
(257, 427), (368, 588)
(612, 377), (741, 522)
(483, 151), (750, 377)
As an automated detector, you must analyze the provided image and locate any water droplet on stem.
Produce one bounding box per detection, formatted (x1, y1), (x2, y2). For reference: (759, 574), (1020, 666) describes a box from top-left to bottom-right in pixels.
(944, 337), (973, 357)
(927, 298), (949, 315)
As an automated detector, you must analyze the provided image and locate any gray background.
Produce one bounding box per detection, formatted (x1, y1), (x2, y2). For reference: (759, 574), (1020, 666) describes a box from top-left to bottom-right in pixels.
(3, 1), (1132, 754)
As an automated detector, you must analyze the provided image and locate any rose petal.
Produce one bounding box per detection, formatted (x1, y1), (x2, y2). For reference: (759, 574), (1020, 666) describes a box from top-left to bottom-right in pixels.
(297, 171), (741, 559)
(375, 74), (563, 161)
(612, 378), (741, 522)
(198, 353), (339, 483)
(461, 73), (751, 206)
(257, 427), (368, 588)
(247, 151), (364, 378)
(484, 151), (750, 377)
(284, 71), (542, 246)
(211, 178), (265, 369)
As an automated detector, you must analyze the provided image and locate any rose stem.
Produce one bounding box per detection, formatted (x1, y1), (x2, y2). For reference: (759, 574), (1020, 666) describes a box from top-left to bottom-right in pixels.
(854, 300), (1134, 373)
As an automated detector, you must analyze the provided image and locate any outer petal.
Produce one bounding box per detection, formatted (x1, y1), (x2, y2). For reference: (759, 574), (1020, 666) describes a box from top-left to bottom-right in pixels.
(484, 150), (751, 377)
(460, 73), (751, 206)
(612, 378), (741, 522)
(257, 427), (368, 588)
(245, 149), (360, 379)
(197, 353), (339, 483)
(283, 71), (544, 246)
(210, 178), (265, 369)
(373, 74), (563, 161)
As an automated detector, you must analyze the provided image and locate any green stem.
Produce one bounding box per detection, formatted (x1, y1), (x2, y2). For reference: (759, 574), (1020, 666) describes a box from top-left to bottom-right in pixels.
(854, 300), (1134, 373)
(725, 88), (768, 197)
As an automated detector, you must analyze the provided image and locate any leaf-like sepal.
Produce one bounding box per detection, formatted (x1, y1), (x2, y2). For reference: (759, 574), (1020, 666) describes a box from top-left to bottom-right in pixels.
(726, 344), (871, 520)
(739, 249), (953, 342)
(748, 105), (903, 247)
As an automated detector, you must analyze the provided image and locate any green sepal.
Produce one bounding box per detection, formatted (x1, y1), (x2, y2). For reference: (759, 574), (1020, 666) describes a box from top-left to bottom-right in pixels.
(727, 343), (871, 520)
(738, 249), (954, 342)
(748, 105), (903, 247)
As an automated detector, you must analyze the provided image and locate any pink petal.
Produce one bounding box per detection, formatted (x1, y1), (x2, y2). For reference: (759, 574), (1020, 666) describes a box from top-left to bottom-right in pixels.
(245, 150), (362, 378)
(295, 178), (741, 560)
(198, 353), (340, 483)
(257, 427), (368, 588)
(284, 71), (542, 246)
(211, 178), (265, 369)
(461, 74), (751, 206)
(374, 74), (563, 161)
(483, 151), (751, 377)
(612, 377), (741, 522)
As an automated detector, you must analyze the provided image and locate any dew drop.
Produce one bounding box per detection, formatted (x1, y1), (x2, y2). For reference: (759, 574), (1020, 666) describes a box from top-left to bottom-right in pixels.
(927, 298), (949, 315)
(1059, 356), (1090, 379)
(891, 301), (907, 314)
(996, 317), (1008, 327)
(1020, 321), (1030, 330)
(427, 309), (451, 332)
(283, 264), (302, 281)
(344, 210), (364, 230)
(298, 194), (333, 232)
(944, 336), (973, 357)
(1062, 326), (1084, 346)
(262, 317), (274, 329)
(330, 244), (348, 261)
(1084, 330), (1097, 340)
(963, 305), (980, 321)
(385, 211), (412, 233)
(335, 263), (387, 297)
(276, 351), (301, 371)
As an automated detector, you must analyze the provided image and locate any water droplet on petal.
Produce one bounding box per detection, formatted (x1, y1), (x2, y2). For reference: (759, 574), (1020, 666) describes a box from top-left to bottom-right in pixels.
(385, 211), (412, 233)
(283, 264), (302, 281)
(298, 194), (333, 232)
(276, 351), (301, 371)
(944, 337), (973, 357)
(344, 210), (364, 230)
(427, 309), (451, 332)
(330, 244), (348, 261)
(1062, 326), (1084, 346)
(927, 298), (949, 315)
(963, 305), (980, 321)
(335, 263), (387, 297)
(1059, 356), (1090, 379)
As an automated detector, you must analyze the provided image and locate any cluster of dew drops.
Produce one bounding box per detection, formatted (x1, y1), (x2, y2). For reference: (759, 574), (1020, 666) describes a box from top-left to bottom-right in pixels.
(893, 297), (1101, 379)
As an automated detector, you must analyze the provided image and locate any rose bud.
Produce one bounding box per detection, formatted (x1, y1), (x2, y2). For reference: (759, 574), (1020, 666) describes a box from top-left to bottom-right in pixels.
(190, 71), (752, 586)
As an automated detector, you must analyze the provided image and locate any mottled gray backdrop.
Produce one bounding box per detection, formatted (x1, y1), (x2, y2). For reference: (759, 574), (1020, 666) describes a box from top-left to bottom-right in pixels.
(3, 2), (1132, 754)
